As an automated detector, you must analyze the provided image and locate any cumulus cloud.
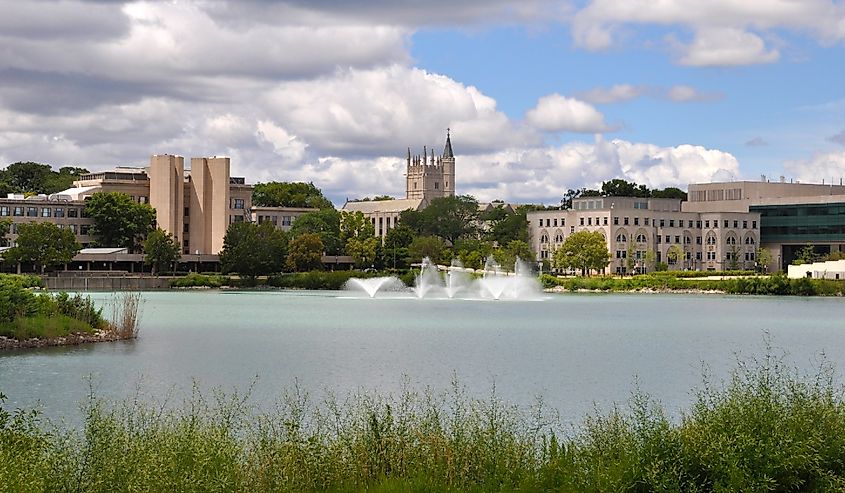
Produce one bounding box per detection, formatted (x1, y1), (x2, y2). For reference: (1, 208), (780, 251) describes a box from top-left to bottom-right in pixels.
(785, 151), (845, 184)
(571, 0), (843, 65)
(665, 85), (723, 102)
(525, 94), (611, 133)
(677, 28), (780, 66)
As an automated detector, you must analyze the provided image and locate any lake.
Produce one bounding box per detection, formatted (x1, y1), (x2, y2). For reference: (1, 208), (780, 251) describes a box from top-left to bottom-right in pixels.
(1, 290), (844, 425)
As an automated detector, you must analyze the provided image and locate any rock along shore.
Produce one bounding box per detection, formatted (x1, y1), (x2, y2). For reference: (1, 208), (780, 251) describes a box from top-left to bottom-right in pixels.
(0, 330), (131, 351)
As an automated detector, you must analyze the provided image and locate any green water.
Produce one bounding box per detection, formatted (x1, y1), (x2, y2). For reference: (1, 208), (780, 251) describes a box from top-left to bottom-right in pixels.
(1, 290), (844, 424)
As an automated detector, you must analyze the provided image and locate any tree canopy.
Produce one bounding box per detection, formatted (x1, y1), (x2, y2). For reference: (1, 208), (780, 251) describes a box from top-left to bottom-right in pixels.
(0, 162), (88, 195)
(288, 208), (342, 255)
(5, 222), (80, 273)
(286, 233), (324, 272)
(252, 182), (334, 209)
(220, 221), (288, 280)
(553, 231), (610, 276)
(84, 192), (156, 251)
(143, 228), (181, 275)
(401, 195), (479, 245)
(560, 180), (688, 207)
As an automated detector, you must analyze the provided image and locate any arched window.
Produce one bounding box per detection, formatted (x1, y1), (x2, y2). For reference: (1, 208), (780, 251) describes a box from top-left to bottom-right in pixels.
(744, 235), (756, 245)
(540, 233), (549, 244)
(636, 234), (647, 243)
(726, 235), (737, 245)
(554, 233), (564, 243)
(706, 233), (717, 245)
(616, 233), (627, 242)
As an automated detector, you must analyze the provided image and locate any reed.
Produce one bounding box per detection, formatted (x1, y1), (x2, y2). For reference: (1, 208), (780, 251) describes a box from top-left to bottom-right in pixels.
(108, 291), (143, 339)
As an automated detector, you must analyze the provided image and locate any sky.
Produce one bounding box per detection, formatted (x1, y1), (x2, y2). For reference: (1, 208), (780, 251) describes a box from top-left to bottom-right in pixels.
(1, 0), (845, 205)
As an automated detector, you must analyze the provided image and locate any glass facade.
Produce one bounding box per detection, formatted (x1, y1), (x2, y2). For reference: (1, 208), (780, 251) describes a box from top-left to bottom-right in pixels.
(751, 203), (845, 243)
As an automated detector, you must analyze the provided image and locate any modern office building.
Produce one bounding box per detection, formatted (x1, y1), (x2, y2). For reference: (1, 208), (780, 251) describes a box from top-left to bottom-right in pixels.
(0, 155), (254, 255)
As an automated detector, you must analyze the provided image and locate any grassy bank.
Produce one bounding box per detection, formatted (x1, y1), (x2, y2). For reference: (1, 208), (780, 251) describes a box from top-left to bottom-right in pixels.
(542, 272), (845, 296)
(3, 351), (845, 491)
(0, 279), (107, 340)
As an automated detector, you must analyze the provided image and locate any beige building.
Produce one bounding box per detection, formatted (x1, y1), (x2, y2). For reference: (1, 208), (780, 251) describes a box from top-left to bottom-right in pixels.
(251, 206), (317, 231)
(344, 131), (454, 240)
(1, 155), (253, 255)
(528, 196), (761, 273)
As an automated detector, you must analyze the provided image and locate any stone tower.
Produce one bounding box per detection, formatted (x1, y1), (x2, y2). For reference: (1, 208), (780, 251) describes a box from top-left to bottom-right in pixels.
(405, 130), (455, 200)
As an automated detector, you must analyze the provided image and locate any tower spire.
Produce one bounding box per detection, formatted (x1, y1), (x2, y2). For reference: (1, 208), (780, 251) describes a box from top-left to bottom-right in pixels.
(442, 128), (454, 158)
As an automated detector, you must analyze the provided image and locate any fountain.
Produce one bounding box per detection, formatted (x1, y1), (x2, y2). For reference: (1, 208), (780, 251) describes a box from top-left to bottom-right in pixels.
(344, 276), (405, 298)
(343, 256), (543, 301)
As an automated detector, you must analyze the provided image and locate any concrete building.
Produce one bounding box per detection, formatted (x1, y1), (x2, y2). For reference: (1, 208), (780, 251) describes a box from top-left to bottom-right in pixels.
(344, 130), (454, 240)
(251, 206), (318, 231)
(528, 196), (761, 274)
(0, 155), (253, 256)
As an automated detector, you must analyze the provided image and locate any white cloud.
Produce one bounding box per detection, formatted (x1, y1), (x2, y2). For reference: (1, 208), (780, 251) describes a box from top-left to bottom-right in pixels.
(571, 0), (844, 65)
(677, 28), (779, 66)
(525, 94), (610, 133)
(785, 151), (845, 184)
(665, 85), (722, 102)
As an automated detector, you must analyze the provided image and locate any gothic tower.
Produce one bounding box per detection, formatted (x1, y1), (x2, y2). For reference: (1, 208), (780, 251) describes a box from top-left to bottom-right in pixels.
(405, 130), (455, 200)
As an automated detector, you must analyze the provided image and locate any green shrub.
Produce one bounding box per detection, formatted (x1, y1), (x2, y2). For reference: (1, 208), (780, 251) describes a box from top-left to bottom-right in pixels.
(268, 271), (395, 290)
(170, 273), (229, 288)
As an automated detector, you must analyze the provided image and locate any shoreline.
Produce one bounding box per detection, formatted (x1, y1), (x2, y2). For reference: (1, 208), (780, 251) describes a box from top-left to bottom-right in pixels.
(0, 330), (134, 351)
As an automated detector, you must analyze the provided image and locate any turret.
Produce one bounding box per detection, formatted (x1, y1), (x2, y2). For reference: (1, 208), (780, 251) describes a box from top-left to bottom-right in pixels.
(441, 129), (455, 197)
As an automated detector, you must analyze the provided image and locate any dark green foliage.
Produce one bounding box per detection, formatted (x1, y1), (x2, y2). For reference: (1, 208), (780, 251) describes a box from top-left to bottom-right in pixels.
(401, 195), (478, 245)
(84, 192), (156, 251)
(4, 350), (845, 491)
(289, 208), (343, 255)
(143, 228), (181, 274)
(170, 273), (229, 288)
(286, 233), (324, 272)
(252, 182), (333, 209)
(4, 222), (80, 273)
(0, 279), (105, 339)
(220, 221), (288, 280)
(0, 162), (88, 195)
(562, 180), (688, 205)
(407, 236), (445, 264)
(0, 218), (11, 247)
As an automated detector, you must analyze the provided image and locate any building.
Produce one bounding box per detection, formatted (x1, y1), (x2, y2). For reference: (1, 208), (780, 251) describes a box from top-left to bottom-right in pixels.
(343, 131), (455, 240)
(0, 155), (254, 256)
(251, 206), (318, 231)
(528, 196), (760, 274)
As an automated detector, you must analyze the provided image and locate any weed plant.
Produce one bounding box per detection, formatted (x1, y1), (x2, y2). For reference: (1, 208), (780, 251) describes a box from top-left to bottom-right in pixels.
(3, 350), (845, 491)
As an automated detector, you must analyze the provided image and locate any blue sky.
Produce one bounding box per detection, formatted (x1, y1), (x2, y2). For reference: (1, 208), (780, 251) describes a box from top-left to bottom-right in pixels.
(1, 1), (845, 203)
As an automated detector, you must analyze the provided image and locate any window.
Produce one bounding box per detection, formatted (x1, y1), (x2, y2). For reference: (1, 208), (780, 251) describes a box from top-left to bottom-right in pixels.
(645, 218), (650, 226)
(603, 217), (608, 226)
(184, 207), (189, 217)
(743, 220), (748, 229)
(616, 233), (627, 242)
(707, 251), (716, 261)
(723, 220), (729, 228)
(752, 220), (757, 229)
(696, 220), (702, 228)
(27, 207), (37, 217)
(624, 217), (629, 225)
(660, 219), (665, 227)
(745, 236), (756, 245)
(674, 235), (680, 244)
(546, 219), (551, 227)
(183, 223), (189, 233)
(13, 207), (23, 217)
(636, 234), (647, 243)
(696, 236), (702, 245)
(561, 218), (566, 226)
(684, 236), (691, 244)
(183, 239), (189, 248)
(54, 207), (64, 218)
(613, 217), (619, 225)
(282, 216), (292, 226)
(41, 207), (51, 217)
(80, 225), (90, 235)
(726, 236), (737, 245)
(139, 196), (148, 204)
(0, 206), (7, 216)
(696, 252), (702, 260)
(669, 219), (675, 227)
(434, 182), (439, 190)
(705, 220), (710, 228)
(232, 198), (245, 210)
(688, 220), (694, 228)
(570, 226), (575, 233)
(580, 217), (584, 226)
(588, 217), (592, 226)
(553, 218), (557, 227)
(733, 220), (739, 228)
(665, 235), (670, 243)
(706, 234), (717, 245)
(68, 208), (78, 218)
(69, 224), (78, 234)
(657, 236), (662, 244)
(634, 217), (640, 226)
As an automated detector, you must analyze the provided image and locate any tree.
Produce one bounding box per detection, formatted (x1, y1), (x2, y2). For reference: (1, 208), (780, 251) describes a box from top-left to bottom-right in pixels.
(143, 228), (180, 275)
(84, 192), (156, 251)
(455, 239), (493, 270)
(0, 219), (10, 247)
(0, 162), (88, 195)
(340, 210), (375, 244)
(220, 221), (288, 281)
(756, 247), (774, 272)
(560, 188), (583, 209)
(651, 187), (688, 200)
(408, 236), (445, 265)
(5, 222), (80, 273)
(289, 208), (342, 255)
(601, 178), (649, 198)
(252, 182), (333, 209)
(492, 240), (535, 272)
(666, 245), (683, 269)
(484, 207), (529, 245)
(383, 225), (415, 269)
(793, 243), (819, 265)
(553, 231), (609, 276)
(346, 236), (379, 269)
(286, 233), (324, 272)
(402, 195), (478, 245)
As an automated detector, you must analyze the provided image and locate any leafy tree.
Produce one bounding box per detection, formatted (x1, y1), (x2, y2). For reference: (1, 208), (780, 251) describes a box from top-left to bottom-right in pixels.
(346, 236), (380, 269)
(0, 162), (88, 195)
(0, 219), (10, 247)
(726, 245), (741, 271)
(220, 221), (288, 281)
(756, 247), (774, 272)
(383, 225), (415, 269)
(84, 192), (156, 251)
(601, 178), (650, 198)
(455, 239), (494, 270)
(484, 207), (529, 245)
(5, 222), (80, 273)
(289, 208), (342, 255)
(793, 243), (819, 265)
(286, 233), (324, 272)
(560, 188), (583, 209)
(651, 187), (688, 200)
(340, 210), (375, 244)
(402, 195), (478, 245)
(492, 240), (535, 272)
(553, 231), (610, 276)
(666, 245), (683, 268)
(252, 182), (333, 209)
(143, 228), (180, 275)
(408, 236), (445, 265)
(580, 189), (602, 197)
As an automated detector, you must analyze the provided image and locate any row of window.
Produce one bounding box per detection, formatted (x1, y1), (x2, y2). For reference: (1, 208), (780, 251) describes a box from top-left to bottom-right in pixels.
(537, 217), (758, 230)
(7, 223), (89, 235)
(0, 206), (83, 218)
(257, 215), (295, 227)
(541, 230), (757, 246)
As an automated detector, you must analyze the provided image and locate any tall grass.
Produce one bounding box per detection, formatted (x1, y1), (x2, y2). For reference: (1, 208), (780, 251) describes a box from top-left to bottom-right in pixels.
(108, 291), (143, 339)
(3, 349), (845, 491)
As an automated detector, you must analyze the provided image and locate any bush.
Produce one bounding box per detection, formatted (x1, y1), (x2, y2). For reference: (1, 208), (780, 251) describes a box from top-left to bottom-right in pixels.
(170, 273), (229, 288)
(268, 271), (400, 290)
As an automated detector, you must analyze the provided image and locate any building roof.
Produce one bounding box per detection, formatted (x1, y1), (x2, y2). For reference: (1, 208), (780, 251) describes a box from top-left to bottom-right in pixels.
(442, 130), (454, 158)
(342, 198), (424, 214)
(79, 247), (128, 255)
(50, 185), (101, 201)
